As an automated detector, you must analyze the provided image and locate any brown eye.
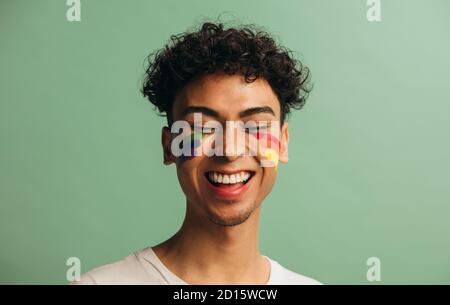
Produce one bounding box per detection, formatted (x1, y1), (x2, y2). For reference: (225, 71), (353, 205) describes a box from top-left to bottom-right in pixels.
(245, 124), (269, 134)
(191, 124), (214, 134)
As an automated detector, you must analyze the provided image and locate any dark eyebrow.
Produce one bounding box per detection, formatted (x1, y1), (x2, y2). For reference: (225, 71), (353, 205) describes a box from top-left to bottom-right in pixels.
(181, 106), (220, 118)
(181, 105), (275, 119)
(239, 106), (275, 118)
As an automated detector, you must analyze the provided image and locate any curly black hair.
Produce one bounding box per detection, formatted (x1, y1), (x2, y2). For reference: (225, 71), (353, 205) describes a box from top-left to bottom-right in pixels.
(142, 22), (311, 124)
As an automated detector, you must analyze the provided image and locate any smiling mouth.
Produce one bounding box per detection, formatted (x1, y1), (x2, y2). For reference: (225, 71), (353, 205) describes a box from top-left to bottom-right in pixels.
(204, 171), (255, 188)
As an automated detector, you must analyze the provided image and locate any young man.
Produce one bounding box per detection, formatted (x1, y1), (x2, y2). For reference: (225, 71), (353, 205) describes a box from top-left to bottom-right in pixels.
(75, 22), (320, 285)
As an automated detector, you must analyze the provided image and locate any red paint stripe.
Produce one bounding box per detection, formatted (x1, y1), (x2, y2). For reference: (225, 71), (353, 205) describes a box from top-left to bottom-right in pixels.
(255, 132), (280, 148)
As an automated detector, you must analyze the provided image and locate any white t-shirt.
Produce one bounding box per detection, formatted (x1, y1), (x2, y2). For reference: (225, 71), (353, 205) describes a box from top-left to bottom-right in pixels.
(74, 247), (321, 285)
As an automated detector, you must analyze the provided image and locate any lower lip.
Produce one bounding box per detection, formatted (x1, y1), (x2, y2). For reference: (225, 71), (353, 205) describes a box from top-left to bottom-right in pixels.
(203, 174), (253, 200)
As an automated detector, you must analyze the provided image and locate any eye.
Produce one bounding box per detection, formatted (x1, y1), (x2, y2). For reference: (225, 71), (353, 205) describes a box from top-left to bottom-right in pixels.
(245, 123), (269, 134)
(191, 124), (214, 134)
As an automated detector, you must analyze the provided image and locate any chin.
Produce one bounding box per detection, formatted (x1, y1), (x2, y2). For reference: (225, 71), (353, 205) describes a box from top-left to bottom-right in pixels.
(203, 199), (258, 227)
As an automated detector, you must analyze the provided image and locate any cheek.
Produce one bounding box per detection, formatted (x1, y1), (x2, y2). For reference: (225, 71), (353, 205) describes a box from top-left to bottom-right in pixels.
(176, 158), (203, 198)
(263, 148), (279, 167)
(252, 132), (281, 168)
(261, 167), (277, 186)
(176, 138), (202, 164)
(250, 167), (277, 205)
(174, 134), (215, 198)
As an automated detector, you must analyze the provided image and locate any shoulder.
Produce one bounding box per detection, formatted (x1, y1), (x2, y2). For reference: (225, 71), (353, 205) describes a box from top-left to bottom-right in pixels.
(267, 258), (322, 285)
(71, 248), (165, 285)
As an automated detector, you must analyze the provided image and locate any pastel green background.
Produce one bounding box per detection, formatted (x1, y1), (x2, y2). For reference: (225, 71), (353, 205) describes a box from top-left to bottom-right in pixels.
(1, 0), (449, 284)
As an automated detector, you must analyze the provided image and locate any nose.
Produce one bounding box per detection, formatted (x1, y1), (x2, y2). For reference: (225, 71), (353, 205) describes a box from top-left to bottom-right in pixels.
(216, 125), (245, 162)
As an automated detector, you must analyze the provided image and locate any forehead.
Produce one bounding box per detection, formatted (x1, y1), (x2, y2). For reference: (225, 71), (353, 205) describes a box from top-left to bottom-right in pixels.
(172, 73), (281, 120)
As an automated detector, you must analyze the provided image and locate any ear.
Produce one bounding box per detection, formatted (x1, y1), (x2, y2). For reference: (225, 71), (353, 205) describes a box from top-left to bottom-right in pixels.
(278, 122), (289, 164)
(162, 126), (176, 165)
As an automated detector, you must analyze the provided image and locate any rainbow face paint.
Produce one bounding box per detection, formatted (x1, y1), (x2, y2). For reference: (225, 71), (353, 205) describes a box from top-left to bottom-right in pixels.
(176, 132), (207, 164)
(253, 131), (280, 168)
(170, 115), (282, 168)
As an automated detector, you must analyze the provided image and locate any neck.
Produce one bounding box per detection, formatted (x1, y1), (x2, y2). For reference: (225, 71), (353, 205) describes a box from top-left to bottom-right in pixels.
(152, 202), (270, 284)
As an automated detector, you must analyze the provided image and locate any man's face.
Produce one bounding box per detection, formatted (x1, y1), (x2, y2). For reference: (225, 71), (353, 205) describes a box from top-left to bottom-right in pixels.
(162, 73), (289, 226)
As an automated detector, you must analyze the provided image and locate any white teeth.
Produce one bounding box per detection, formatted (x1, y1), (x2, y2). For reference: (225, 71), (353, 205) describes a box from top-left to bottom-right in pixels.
(207, 171), (252, 184)
(223, 175), (230, 184)
(229, 175), (236, 184)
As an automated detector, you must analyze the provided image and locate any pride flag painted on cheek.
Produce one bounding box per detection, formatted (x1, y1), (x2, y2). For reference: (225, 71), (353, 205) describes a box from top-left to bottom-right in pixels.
(176, 132), (217, 164)
(252, 131), (281, 168)
(176, 132), (206, 163)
